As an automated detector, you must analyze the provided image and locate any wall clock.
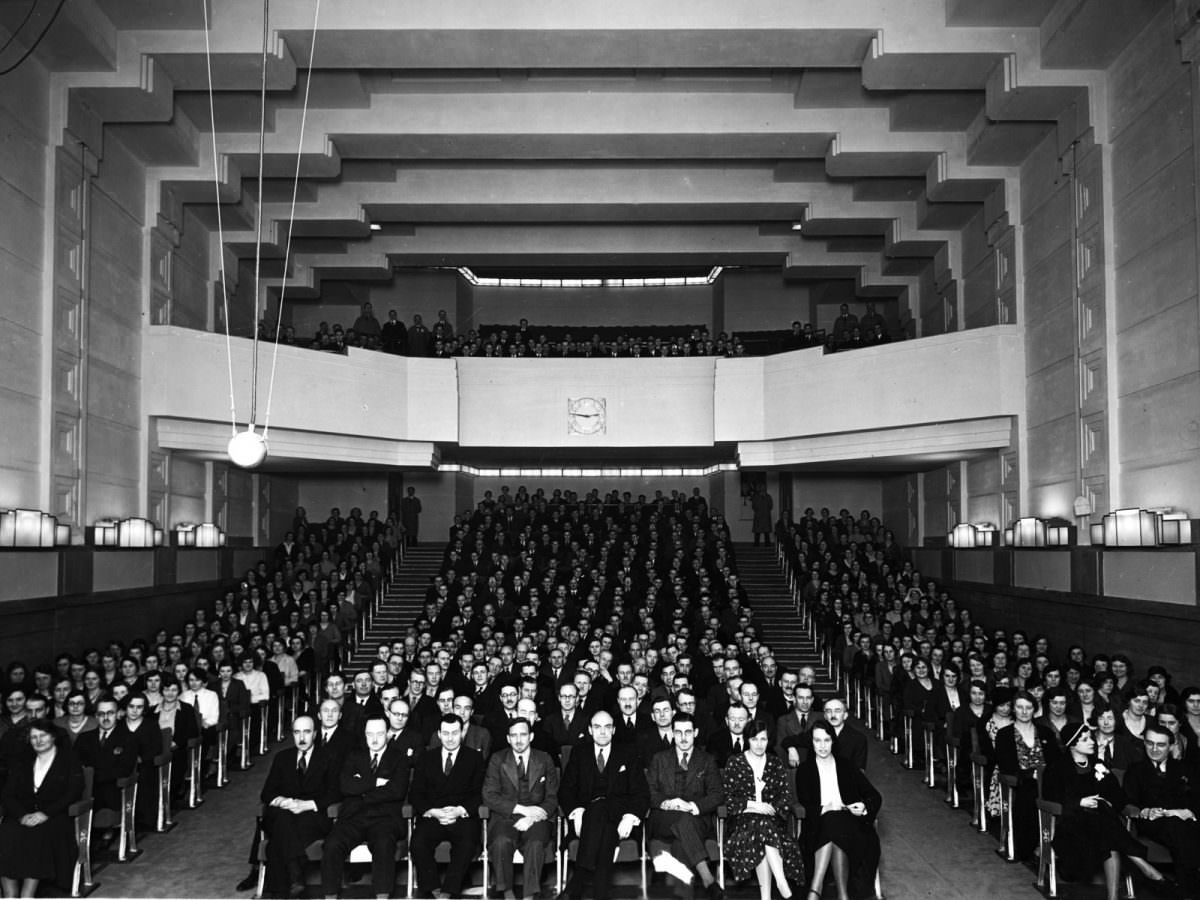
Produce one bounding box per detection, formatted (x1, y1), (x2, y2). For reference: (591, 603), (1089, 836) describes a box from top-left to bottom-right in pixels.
(567, 397), (606, 435)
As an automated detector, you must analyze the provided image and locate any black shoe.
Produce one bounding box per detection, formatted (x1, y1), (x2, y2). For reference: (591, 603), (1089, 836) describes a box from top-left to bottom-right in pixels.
(706, 883), (725, 900)
(236, 871), (259, 892)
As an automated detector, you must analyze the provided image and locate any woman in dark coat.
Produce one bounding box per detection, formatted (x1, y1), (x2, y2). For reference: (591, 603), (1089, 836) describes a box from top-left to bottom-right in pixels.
(1045, 722), (1170, 900)
(994, 689), (1059, 862)
(795, 721), (882, 900)
(724, 718), (804, 898)
(0, 720), (84, 896)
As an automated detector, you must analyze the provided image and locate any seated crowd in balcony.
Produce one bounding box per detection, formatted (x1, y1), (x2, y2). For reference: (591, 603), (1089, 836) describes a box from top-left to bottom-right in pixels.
(256, 300), (903, 360)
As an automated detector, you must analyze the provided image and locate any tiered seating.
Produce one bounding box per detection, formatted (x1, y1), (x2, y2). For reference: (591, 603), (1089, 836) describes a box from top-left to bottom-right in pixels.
(776, 511), (1195, 900)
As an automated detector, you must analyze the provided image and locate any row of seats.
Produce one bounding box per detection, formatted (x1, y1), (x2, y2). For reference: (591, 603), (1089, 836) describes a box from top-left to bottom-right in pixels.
(776, 543), (1188, 900)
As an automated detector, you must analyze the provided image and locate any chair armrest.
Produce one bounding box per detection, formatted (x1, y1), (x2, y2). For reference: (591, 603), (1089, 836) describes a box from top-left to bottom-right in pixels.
(402, 803), (414, 819)
(115, 774), (137, 789)
(790, 803), (805, 820)
(999, 773), (1019, 788)
(327, 802), (341, 819)
(716, 805), (727, 818)
(187, 737), (202, 749)
(479, 806), (490, 820)
(69, 798), (94, 817)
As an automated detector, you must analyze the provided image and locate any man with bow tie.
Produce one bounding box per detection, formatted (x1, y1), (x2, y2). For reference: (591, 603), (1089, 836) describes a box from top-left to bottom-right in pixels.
(320, 717), (411, 899)
(482, 717), (559, 900)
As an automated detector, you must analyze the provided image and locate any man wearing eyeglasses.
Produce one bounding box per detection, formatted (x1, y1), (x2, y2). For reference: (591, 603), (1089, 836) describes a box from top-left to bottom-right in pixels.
(75, 698), (137, 842)
(545, 684), (588, 749)
(1123, 721), (1200, 897)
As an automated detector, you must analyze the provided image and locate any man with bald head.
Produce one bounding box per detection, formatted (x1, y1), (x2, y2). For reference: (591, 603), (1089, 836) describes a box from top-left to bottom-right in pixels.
(558, 711), (650, 900)
(258, 715), (334, 897)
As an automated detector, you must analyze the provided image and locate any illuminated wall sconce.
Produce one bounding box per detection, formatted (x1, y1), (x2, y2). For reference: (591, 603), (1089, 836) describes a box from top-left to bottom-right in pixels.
(154, 528), (165, 547)
(176, 523), (225, 548)
(0, 509), (61, 548)
(1160, 512), (1194, 545)
(194, 523), (222, 548)
(1003, 527), (1014, 546)
(1046, 521), (1075, 546)
(89, 519), (120, 547)
(1011, 516), (1047, 547)
(949, 524), (999, 548)
(55, 524), (71, 545)
(948, 523), (978, 548)
(1102, 508), (1160, 547)
(1089, 523), (1105, 544)
(117, 517), (156, 548)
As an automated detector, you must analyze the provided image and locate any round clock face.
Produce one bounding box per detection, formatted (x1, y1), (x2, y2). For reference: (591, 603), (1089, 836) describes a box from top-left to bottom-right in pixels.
(568, 397), (606, 435)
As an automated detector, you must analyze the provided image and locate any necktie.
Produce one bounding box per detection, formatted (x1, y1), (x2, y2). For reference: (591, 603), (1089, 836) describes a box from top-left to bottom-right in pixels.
(681, 752), (689, 769)
(1103, 742), (1113, 766)
(100, 730), (108, 747)
(297, 752), (307, 777)
(734, 737), (741, 752)
(799, 714), (807, 731)
(597, 749), (607, 773)
(627, 716), (634, 728)
(371, 753), (380, 773)
(518, 755), (527, 780)
(444, 753), (453, 775)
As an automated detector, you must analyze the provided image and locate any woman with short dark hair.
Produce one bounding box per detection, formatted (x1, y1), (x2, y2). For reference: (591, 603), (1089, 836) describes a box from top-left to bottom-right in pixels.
(795, 720), (881, 900)
(0, 721), (84, 897)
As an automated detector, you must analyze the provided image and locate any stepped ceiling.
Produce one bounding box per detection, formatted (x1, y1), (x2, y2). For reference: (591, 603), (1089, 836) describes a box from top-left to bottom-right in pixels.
(1, 0), (1166, 314)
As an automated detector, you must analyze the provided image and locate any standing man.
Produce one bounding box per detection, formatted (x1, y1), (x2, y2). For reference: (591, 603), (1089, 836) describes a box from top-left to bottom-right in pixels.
(409, 715), (485, 899)
(320, 717), (411, 899)
(557, 711), (649, 900)
(646, 714), (725, 898)
(823, 697), (869, 772)
(380, 309), (407, 355)
(258, 715), (334, 898)
(750, 484), (774, 547)
(482, 718), (559, 900)
(400, 487), (422, 548)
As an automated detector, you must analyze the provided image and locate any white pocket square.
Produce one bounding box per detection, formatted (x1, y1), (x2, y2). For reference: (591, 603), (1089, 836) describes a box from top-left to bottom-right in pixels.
(538, 776), (546, 783)
(619, 765), (627, 773)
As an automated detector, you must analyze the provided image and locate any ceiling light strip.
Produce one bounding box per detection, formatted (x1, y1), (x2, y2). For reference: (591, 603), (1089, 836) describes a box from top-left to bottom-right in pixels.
(437, 462), (738, 478)
(456, 266), (723, 289)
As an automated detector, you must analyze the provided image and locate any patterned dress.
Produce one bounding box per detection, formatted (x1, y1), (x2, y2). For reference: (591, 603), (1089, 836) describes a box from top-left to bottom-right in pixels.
(723, 752), (805, 885)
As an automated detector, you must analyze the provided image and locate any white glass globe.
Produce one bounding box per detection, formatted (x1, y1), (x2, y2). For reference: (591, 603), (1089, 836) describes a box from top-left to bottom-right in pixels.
(227, 428), (268, 469)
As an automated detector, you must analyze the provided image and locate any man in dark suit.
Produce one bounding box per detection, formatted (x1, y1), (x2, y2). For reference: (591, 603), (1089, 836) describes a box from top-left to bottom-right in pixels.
(823, 697), (869, 772)
(409, 714), (485, 899)
(775, 684), (823, 767)
(637, 698), (675, 765)
(557, 711), (650, 900)
(75, 698), (137, 839)
(482, 717), (560, 900)
(314, 699), (353, 777)
(612, 686), (645, 746)
(383, 698), (426, 768)
(259, 715), (334, 898)
(343, 671), (385, 736)
(544, 684), (588, 751)
(1123, 722), (1200, 896)
(646, 714), (725, 899)
(428, 695), (492, 758)
(320, 716), (411, 899)
(705, 703), (751, 768)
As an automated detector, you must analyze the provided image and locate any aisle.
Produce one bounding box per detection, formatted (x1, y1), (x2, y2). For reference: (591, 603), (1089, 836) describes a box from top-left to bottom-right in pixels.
(92, 747), (276, 898)
(863, 724), (1042, 900)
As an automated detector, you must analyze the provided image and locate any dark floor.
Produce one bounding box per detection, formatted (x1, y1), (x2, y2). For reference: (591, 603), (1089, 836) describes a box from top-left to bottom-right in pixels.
(88, 726), (1144, 900)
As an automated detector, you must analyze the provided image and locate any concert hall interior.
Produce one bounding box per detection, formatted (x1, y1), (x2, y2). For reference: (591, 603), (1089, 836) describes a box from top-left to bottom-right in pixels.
(1, 1), (1200, 898)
